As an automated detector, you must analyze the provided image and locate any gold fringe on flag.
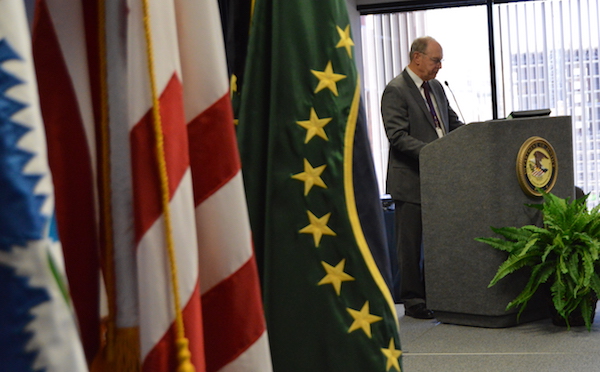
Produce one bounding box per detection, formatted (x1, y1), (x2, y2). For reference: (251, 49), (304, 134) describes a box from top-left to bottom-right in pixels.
(92, 322), (140, 372)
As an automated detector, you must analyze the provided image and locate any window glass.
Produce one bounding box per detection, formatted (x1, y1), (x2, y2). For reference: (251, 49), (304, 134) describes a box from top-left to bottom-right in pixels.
(361, 6), (492, 196)
(495, 0), (600, 206)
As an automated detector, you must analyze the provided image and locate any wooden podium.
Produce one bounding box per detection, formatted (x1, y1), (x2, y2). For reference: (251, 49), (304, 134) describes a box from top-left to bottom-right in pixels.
(420, 116), (573, 327)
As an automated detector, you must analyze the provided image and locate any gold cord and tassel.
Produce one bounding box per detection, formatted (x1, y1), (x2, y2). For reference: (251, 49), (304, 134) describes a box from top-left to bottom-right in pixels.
(140, 1), (195, 371)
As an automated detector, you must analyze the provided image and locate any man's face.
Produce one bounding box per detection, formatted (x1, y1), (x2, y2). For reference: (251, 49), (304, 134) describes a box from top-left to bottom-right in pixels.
(416, 41), (443, 81)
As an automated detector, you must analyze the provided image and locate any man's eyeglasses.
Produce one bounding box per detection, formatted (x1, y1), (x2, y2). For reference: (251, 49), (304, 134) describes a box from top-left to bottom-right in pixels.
(421, 52), (443, 65)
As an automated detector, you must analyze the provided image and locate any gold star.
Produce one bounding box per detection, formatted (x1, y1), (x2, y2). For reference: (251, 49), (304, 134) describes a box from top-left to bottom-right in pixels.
(336, 25), (354, 58)
(299, 211), (336, 247)
(291, 159), (327, 195)
(381, 338), (402, 371)
(234, 118), (239, 126)
(318, 259), (355, 295)
(230, 74), (238, 99)
(296, 108), (331, 143)
(347, 301), (382, 338)
(311, 61), (346, 96)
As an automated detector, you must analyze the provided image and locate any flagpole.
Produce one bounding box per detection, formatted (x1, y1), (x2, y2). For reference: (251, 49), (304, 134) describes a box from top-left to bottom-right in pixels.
(91, 0), (142, 370)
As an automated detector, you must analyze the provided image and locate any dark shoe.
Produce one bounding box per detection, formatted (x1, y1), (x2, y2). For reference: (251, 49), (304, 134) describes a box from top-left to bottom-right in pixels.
(405, 303), (434, 319)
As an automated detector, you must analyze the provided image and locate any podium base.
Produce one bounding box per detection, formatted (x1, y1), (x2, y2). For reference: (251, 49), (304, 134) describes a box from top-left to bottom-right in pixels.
(433, 306), (549, 328)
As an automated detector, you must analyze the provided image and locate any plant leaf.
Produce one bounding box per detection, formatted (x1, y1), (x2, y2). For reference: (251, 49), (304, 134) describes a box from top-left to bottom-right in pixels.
(489, 252), (540, 287)
(475, 236), (523, 253)
(491, 226), (535, 241)
(506, 263), (553, 311)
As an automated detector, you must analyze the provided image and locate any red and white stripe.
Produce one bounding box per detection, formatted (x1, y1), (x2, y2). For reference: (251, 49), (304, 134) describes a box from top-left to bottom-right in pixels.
(173, 1), (272, 371)
(32, 0), (100, 363)
(127, 1), (205, 370)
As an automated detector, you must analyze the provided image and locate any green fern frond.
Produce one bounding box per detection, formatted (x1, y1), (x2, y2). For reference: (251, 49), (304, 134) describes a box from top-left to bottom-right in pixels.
(590, 274), (600, 296)
(585, 215), (600, 237)
(558, 254), (568, 274)
(518, 238), (540, 257)
(541, 243), (558, 262)
(491, 226), (535, 242)
(488, 252), (540, 286)
(580, 300), (594, 331)
(506, 263), (554, 311)
(582, 250), (595, 287)
(475, 236), (523, 253)
(565, 252), (581, 283)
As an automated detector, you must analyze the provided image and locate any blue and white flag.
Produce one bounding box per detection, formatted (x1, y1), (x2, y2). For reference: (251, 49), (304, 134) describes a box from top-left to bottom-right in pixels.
(0, 1), (88, 371)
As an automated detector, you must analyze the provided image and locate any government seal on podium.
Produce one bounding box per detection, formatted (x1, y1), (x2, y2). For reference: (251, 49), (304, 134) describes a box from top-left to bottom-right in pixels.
(516, 136), (558, 197)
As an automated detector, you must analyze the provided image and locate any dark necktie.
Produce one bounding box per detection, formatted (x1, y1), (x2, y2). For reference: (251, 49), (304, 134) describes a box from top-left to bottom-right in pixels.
(422, 81), (441, 129)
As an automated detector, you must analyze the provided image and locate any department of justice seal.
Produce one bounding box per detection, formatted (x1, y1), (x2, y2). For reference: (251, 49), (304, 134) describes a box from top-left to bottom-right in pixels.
(516, 136), (558, 197)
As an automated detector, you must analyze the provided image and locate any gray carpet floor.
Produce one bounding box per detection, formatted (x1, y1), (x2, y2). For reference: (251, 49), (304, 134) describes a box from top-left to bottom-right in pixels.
(397, 303), (600, 372)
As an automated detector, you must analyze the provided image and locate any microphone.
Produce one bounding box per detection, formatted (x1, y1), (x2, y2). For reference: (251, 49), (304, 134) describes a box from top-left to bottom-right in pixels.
(444, 81), (466, 124)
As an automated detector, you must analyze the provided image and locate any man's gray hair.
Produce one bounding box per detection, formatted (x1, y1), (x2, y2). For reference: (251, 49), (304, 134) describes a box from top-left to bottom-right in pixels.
(410, 36), (436, 61)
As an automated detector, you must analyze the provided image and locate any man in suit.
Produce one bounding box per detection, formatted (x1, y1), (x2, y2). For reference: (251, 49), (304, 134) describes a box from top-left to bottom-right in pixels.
(381, 36), (464, 319)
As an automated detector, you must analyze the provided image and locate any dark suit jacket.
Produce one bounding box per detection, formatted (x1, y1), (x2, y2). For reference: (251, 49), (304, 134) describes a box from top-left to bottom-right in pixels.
(381, 68), (463, 203)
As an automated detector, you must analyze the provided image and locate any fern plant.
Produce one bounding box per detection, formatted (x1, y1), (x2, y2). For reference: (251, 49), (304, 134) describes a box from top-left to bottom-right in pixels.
(476, 189), (600, 330)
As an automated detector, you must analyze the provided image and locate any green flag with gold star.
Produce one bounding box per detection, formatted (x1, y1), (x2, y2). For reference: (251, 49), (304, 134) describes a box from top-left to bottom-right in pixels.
(237, 0), (402, 371)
